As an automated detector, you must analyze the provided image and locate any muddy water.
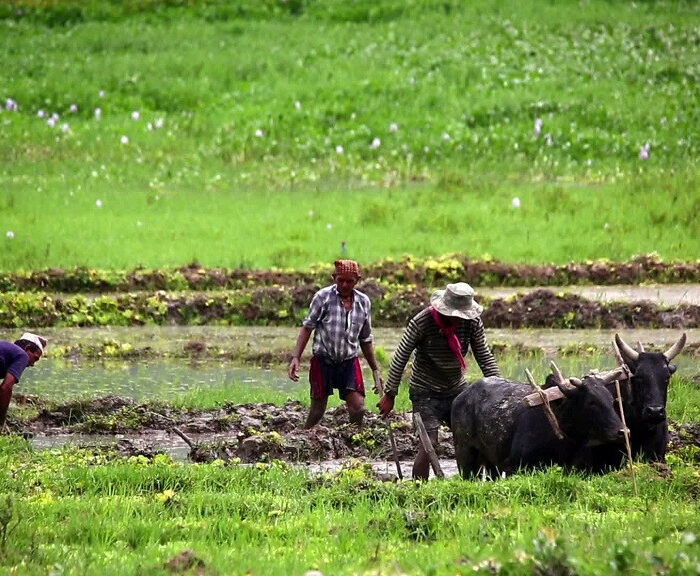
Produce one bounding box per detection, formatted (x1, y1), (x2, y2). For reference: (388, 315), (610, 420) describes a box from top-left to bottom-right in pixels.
(23, 360), (298, 401)
(21, 348), (698, 402)
(30, 432), (459, 478)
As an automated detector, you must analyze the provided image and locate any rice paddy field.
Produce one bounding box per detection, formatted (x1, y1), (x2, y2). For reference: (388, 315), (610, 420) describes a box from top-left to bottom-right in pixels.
(0, 1), (699, 574)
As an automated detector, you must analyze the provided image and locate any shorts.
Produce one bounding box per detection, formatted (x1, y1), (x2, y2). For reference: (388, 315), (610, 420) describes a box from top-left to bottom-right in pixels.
(410, 387), (465, 433)
(309, 355), (365, 401)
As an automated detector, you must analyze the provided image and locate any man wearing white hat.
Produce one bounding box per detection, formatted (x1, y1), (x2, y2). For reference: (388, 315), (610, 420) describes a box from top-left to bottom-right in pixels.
(0, 332), (47, 429)
(378, 283), (500, 479)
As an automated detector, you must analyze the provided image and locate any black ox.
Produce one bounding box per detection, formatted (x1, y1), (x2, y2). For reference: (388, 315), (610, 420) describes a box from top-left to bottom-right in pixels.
(451, 366), (628, 478)
(582, 332), (686, 470)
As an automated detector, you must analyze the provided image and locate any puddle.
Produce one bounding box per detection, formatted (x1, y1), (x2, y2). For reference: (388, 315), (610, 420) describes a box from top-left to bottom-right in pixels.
(29, 433), (458, 478)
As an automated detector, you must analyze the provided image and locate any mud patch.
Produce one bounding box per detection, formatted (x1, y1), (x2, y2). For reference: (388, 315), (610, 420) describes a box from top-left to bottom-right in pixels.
(14, 396), (698, 467)
(16, 396), (453, 464)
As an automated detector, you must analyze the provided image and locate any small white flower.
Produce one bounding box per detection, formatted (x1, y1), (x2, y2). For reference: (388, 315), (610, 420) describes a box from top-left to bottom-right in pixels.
(131, 111), (140, 121)
(154, 118), (164, 129)
(147, 122), (153, 131)
(136, 221), (143, 227)
(442, 132), (451, 141)
(389, 122), (398, 133)
(255, 129), (264, 137)
(534, 118), (543, 136)
(326, 223), (333, 230)
(120, 135), (129, 145)
(69, 104), (78, 113)
(639, 142), (650, 160)
(47, 118), (56, 128)
(5, 98), (18, 111)
(604, 222), (609, 230)
(335, 145), (344, 155)
(5, 231), (14, 239)
(294, 100), (302, 110)
(37, 109), (46, 118)
(94, 108), (102, 120)
(511, 197), (521, 208)
(60, 123), (70, 133)
(370, 137), (381, 149)
(91, 170), (98, 177)
(308, 210), (314, 218)
(99, 90), (105, 98)
(50, 113), (60, 121)
(545, 134), (553, 146)
(95, 199), (103, 208)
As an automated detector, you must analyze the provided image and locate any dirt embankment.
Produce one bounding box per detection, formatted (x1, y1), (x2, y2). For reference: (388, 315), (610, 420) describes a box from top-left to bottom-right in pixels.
(11, 395), (699, 467)
(2, 287), (699, 329)
(2, 254), (698, 293)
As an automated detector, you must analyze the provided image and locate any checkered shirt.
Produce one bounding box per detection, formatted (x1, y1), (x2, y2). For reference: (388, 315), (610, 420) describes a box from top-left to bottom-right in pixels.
(303, 285), (373, 363)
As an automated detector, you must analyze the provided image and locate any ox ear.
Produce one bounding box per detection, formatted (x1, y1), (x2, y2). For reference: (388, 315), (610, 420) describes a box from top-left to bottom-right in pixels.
(615, 334), (638, 365)
(663, 333), (686, 362)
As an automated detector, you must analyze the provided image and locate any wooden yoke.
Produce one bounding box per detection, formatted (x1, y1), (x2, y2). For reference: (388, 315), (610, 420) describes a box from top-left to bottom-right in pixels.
(524, 366), (565, 440)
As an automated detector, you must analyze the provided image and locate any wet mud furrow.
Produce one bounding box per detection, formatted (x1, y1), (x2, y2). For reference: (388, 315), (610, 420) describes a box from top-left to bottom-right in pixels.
(10, 396), (699, 467)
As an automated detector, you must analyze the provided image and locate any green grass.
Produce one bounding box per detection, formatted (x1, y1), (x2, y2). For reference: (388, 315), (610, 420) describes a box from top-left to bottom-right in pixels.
(0, 437), (698, 575)
(1, 0), (698, 269)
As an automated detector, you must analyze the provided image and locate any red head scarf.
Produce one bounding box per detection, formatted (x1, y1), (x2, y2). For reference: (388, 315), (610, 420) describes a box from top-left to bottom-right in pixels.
(334, 259), (361, 278)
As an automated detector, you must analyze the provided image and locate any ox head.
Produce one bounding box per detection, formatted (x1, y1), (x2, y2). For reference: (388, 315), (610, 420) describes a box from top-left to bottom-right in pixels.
(549, 362), (628, 444)
(614, 333), (686, 425)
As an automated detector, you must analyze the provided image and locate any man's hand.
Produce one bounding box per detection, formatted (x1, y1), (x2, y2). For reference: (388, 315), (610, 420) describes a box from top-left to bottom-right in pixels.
(377, 393), (394, 417)
(371, 369), (384, 395)
(288, 357), (301, 381)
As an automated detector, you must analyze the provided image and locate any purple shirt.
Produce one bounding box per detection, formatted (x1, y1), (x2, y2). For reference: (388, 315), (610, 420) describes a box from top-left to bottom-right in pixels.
(0, 341), (29, 382)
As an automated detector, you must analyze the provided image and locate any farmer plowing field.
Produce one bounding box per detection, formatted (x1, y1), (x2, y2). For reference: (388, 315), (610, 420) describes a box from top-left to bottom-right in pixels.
(378, 282), (501, 479)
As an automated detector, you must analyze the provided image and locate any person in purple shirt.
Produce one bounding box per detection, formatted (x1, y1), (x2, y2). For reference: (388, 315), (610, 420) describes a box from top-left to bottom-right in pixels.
(0, 332), (47, 429)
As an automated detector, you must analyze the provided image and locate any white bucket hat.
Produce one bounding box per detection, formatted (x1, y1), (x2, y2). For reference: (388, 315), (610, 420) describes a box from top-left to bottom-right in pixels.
(430, 282), (483, 320)
(19, 332), (47, 352)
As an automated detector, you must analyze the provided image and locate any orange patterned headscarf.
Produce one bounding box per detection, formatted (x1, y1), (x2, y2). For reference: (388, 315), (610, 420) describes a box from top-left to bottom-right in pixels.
(334, 259), (361, 278)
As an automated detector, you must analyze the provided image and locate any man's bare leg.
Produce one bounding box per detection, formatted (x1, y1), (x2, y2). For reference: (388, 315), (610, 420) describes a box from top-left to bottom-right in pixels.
(345, 391), (365, 426)
(304, 397), (328, 429)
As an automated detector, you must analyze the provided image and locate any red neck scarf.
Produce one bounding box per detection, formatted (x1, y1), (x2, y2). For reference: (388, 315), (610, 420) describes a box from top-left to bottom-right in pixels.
(429, 306), (466, 371)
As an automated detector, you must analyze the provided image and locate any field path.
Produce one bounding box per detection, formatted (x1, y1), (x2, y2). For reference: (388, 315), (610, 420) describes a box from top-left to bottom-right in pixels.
(476, 283), (699, 307)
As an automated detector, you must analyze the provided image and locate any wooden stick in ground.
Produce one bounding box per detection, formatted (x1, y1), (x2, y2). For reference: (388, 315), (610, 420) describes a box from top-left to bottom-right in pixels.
(172, 426), (196, 449)
(412, 412), (444, 479)
(525, 368), (565, 440)
(373, 371), (403, 480)
(614, 379), (638, 496)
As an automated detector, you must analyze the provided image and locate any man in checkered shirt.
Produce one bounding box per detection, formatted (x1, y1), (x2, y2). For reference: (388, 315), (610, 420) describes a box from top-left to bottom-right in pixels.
(289, 260), (382, 428)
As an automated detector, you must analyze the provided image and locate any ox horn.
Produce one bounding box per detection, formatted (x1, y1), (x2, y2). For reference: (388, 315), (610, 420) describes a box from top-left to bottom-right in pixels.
(614, 334), (639, 364)
(663, 333), (686, 362)
(550, 361), (577, 392)
(636, 340), (645, 353)
(597, 366), (627, 385)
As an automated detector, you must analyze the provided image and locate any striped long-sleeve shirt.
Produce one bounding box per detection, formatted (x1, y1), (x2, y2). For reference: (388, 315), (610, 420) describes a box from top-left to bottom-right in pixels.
(384, 307), (500, 398)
